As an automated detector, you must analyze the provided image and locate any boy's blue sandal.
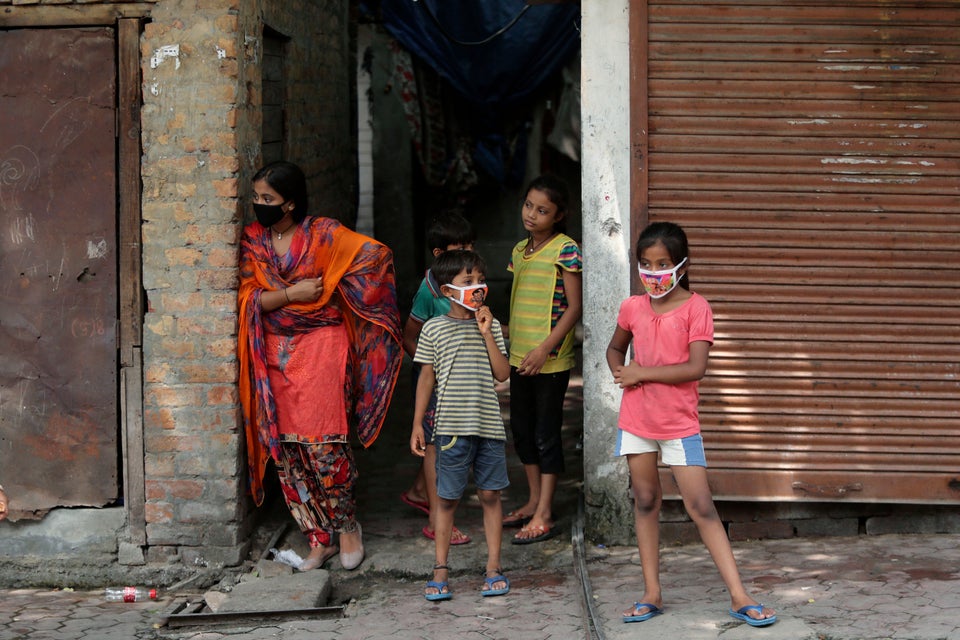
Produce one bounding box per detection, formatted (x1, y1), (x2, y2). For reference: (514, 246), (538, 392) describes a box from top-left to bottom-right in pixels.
(425, 564), (452, 601)
(729, 604), (777, 627)
(623, 602), (662, 623)
(481, 571), (510, 597)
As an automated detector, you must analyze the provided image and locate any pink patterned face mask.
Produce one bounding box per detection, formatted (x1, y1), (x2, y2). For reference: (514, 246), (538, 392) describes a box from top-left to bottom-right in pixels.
(445, 283), (488, 311)
(638, 257), (687, 298)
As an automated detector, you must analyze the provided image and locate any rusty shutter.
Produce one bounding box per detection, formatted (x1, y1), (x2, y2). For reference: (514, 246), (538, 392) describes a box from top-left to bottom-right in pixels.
(0, 28), (119, 516)
(633, 1), (960, 502)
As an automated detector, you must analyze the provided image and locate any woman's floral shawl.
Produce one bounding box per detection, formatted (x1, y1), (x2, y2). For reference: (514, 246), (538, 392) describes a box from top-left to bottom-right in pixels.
(238, 216), (402, 505)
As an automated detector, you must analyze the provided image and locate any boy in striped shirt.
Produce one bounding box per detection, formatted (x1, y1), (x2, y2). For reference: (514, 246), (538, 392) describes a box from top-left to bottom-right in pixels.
(411, 249), (511, 601)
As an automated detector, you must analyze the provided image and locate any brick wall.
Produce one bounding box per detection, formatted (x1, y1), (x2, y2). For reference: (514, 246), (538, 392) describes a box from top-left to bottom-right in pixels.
(139, 0), (355, 567)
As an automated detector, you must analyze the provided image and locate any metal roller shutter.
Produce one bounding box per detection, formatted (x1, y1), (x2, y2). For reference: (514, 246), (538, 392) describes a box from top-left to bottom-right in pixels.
(632, 0), (960, 503)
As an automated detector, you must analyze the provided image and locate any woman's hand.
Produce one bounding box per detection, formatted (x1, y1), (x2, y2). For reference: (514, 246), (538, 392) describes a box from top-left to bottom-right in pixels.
(286, 276), (324, 303)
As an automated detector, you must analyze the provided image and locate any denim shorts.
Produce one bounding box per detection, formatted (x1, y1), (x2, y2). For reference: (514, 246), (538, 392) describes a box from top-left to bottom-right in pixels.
(615, 431), (707, 467)
(434, 435), (509, 500)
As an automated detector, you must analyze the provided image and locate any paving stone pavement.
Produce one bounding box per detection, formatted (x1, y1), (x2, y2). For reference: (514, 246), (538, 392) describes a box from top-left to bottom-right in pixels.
(3, 532), (960, 639)
(3, 363), (960, 639)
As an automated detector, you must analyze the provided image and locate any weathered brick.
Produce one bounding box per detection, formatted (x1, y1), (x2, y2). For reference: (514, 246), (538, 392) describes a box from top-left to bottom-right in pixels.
(133, 0), (355, 570)
(144, 408), (177, 431)
(145, 501), (174, 523)
(145, 384), (207, 407)
(166, 246), (204, 267)
(145, 452), (177, 477)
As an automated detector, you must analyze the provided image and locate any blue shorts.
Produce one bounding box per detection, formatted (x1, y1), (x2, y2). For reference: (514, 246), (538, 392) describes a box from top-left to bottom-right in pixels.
(434, 435), (510, 500)
(615, 432), (707, 467)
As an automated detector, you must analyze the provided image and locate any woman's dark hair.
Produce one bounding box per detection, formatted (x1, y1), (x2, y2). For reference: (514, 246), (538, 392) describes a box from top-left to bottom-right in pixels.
(636, 221), (691, 290)
(524, 174), (569, 233)
(431, 249), (487, 287)
(252, 161), (310, 222)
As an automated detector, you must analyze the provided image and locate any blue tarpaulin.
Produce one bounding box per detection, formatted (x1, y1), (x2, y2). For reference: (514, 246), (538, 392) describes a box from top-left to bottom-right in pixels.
(365, 0), (581, 184)
(377, 0), (580, 112)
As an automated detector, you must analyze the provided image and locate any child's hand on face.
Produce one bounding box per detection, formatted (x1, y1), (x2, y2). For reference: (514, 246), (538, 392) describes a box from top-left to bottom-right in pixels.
(613, 363), (643, 389)
(476, 305), (493, 335)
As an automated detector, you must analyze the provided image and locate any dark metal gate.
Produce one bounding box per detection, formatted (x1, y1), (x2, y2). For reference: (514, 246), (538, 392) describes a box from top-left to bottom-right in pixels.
(0, 27), (119, 518)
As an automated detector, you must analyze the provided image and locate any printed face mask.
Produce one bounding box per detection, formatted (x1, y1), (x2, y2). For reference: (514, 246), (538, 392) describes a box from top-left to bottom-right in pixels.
(253, 202), (287, 228)
(445, 283), (488, 311)
(638, 257), (687, 298)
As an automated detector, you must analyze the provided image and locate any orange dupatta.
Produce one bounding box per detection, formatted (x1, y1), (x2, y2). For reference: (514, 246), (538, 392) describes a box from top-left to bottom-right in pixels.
(237, 216), (401, 505)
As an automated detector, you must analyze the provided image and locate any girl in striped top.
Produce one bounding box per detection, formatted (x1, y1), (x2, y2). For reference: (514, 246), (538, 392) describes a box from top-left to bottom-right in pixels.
(504, 175), (583, 544)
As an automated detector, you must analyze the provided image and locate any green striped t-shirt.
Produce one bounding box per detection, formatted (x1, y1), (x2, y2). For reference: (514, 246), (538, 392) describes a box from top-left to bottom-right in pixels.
(507, 233), (582, 373)
(413, 314), (507, 440)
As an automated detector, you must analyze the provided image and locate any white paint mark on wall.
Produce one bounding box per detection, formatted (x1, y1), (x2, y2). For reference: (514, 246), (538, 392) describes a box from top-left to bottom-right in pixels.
(9, 214), (35, 245)
(216, 46), (227, 60)
(87, 239), (108, 259)
(149, 82), (161, 96)
(832, 176), (920, 185)
(788, 119), (830, 125)
(821, 157), (885, 166)
(151, 44), (181, 70)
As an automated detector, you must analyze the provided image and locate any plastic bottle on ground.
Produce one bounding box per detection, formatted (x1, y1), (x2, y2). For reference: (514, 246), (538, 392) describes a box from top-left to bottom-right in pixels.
(104, 586), (158, 602)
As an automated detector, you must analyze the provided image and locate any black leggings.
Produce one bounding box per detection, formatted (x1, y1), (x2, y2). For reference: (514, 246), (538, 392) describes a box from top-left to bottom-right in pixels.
(509, 367), (570, 475)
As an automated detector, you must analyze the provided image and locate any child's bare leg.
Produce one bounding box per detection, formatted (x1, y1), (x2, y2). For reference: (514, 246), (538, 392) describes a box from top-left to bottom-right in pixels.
(528, 472), (556, 527)
(478, 489), (504, 572)
(624, 453), (663, 617)
(425, 495), (459, 598)
(423, 445), (439, 531)
(405, 465), (427, 503)
(506, 463), (541, 523)
(672, 466), (776, 622)
(478, 488), (508, 592)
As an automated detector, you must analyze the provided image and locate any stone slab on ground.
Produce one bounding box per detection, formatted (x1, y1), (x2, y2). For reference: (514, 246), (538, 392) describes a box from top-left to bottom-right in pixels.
(215, 570), (332, 613)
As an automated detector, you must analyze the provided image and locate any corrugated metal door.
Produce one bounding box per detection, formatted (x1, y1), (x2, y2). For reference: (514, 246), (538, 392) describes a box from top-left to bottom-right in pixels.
(633, 1), (960, 503)
(0, 28), (119, 517)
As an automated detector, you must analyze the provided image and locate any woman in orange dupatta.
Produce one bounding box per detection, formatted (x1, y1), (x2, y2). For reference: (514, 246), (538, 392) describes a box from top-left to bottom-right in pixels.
(238, 162), (401, 571)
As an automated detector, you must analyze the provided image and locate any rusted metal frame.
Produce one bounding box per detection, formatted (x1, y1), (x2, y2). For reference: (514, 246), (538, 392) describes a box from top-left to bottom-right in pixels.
(162, 601), (346, 628)
(0, 4), (151, 28)
(629, 0), (650, 296)
(118, 17), (146, 547)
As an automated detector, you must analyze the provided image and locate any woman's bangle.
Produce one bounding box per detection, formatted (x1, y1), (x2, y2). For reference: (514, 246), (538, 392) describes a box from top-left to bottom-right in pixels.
(283, 288), (291, 303)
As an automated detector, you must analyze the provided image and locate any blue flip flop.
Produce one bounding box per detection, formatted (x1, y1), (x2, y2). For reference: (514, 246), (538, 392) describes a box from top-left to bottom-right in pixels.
(481, 573), (510, 597)
(623, 602), (662, 623)
(424, 580), (452, 601)
(425, 564), (452, 601)
(729, 604), (777, 627)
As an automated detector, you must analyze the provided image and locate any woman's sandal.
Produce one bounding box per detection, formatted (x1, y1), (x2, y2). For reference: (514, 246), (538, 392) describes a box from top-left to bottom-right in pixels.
(502, 510), (533, 528)
(481, 568), (510, 597)
(424, 564), (452, 601)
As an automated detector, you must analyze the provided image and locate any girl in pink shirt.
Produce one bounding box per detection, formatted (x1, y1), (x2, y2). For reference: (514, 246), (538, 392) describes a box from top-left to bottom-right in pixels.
(605, 221), (777, 628)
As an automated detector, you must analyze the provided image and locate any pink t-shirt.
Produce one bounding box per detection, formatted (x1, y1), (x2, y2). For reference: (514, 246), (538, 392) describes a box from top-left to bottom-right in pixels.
(616, 292), (713, 440)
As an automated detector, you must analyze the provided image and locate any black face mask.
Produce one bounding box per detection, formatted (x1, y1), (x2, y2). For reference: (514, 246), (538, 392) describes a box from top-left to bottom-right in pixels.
(253, 202), (287, 228)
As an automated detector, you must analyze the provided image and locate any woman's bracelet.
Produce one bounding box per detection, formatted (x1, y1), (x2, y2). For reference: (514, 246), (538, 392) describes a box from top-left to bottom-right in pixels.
(284, 288), (290, 303)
